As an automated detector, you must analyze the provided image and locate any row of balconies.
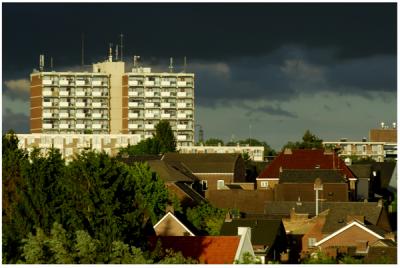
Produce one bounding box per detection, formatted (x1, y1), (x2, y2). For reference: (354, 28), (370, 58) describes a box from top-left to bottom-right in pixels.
(43, 90), (108, 97)
(43, 101), (108, 108)
(127, 123), (191, 131)
(127, 112), (191, 119)
(43, 123), (107, 130)
(127, 91), (193, 98)
(127, 102), (192, 109)
(128, 80), (193, 87)
(43, 79), (108, 87)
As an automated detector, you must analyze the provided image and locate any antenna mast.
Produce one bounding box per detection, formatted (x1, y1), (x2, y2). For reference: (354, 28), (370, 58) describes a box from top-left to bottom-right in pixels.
(39, 54), (44, 71)
(169, 57), (174, 73)
(81, 32), (85, 66)
(183, 56), (187, 72)
(50, 57), (53, 70)
(108, 43), (113, 62)
(120, 33), (124, 61)
(115, 44), (119, 61)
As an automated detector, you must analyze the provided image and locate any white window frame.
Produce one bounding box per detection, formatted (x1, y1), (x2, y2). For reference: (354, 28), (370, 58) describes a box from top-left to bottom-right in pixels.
(217, 180), (225, 190)
(260, 181), (269, 188)
(308, 237), (317, 248)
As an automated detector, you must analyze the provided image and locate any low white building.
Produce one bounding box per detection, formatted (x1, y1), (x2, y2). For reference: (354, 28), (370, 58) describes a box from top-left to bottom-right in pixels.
(178, 144), (265, 161)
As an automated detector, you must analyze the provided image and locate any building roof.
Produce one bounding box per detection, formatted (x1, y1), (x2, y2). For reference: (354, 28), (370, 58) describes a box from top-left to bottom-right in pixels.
(258, 149), (355, 179)
(147, 160), (194, 182)
(162, 153), (240, 173)
(348, 164), (372, 178)
(153, 212), (195, 236)
(220, 219), (284, 249)
(117, 155), (162, 165)
(370, 239), (397, 247)
(264, 201), (383, 223)
(364, 246), (397, 264)
(279, 169), (346, 183)
(149, 236), (241, 264)
(174, 182), (207, 205)
(371, 162), (397, 190)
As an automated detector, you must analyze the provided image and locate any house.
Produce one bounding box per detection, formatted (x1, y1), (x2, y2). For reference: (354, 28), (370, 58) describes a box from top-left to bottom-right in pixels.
(348, 164), (372, 200)
(153, 211), (195, 236)
(314, 220), (386, 258)
(257, 149), (357, 200)
(220, 219), (288, 263)
(274, 169), (349, 202)
(149, 227), (255, 264)
(363, 239), (397, 264)
(162, 153), (246, 191)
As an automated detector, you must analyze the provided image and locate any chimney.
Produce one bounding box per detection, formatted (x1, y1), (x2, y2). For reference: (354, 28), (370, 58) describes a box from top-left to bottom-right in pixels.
(225, 212), (232, 222)
(237, 227), (251, 242)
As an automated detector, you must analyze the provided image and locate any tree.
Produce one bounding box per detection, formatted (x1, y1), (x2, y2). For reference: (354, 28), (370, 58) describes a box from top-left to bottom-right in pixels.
(154, 120), (176, 153)
(338, 255), (363, 264)
(204, 138), (224, 146)
(302, 251), (336, 264)
(235, 252), (262, 264)
(282, 130), (323, 150)
(186, 202), (227, 235)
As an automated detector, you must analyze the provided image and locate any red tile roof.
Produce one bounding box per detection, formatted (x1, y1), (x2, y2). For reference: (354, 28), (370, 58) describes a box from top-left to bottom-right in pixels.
(149, 236), (240, 264)
(258, 149), (355, 179)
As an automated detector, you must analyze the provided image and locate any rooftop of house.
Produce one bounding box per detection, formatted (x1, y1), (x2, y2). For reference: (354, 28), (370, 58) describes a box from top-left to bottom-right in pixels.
(162, 153), (241, 173)
(348, 164), (372, 178)
(174, 181), (207, 205)
(364, 246), (397, 264)
(258, 149), (355, 179)
(149, 236), (241, 264)
(147, 160), (194, 183)
(220, 219), (284, 249)
(279, 169), (346, 183)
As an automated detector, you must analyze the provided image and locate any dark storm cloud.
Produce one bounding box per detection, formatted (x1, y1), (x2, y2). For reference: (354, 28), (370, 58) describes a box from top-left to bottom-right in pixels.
(3, 109), (29, 133)
(244, 104), (298, 118)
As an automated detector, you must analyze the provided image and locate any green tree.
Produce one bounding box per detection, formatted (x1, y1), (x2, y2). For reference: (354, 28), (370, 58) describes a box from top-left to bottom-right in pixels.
(282, 130), (323, 150)
(204, 138), (224, 146)
(302, 251), (336, 264)
(157, 249), (198, 264)
(186, 202), (227, 235)
(154, 120), (176, 153)
(235, 252), (262, 264)
(338, 255), (362, 264)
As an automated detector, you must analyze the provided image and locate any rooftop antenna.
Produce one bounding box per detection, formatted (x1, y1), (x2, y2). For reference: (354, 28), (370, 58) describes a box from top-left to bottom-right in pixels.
(169, 57), (174, 73)
(50, 57), (54, 70)
(183, 56), (187, 72)
(81, 32), (85, 66)
(133, 55), (140, 68)
(39, 54), (44, 71)
(115, 44), (119, 61)
(108, 43), (113, 62)
(120, 33), (124, 61)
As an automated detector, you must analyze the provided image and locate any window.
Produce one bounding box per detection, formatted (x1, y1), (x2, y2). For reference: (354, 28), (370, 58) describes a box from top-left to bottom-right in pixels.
(201, 180), (208, 191)
(217, 180), (225, 190)
(308, 238), (317, 248)
(260, 181), (269, 188)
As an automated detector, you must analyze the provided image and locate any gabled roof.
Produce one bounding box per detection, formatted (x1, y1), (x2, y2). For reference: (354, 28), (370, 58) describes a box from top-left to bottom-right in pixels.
(153, 212), (195, 236)
(162, 153), (240, 173)
(264, 201), (383, 223)
(364, 246), (397, 264)
(371, 162), (397, 189)
(279, 169), (346, 183)
(348, 164), (372, 178)
(147, 160), (194, 182)
(370, 239), (397, 247)
(149, 236), (241, 264)
(258, 149), (355, 179)
(315, 220), (384, 247)
(220, 219), (284, 249)
(174, 182), (207, 205)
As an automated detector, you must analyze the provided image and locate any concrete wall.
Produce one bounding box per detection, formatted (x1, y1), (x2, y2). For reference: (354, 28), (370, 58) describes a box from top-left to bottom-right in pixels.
(30, 74), (42, 133)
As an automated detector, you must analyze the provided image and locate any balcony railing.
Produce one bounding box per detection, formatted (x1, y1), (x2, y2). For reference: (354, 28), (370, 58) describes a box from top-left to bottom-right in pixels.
(76, 124), (85, 129)
(59, 102), (69, 107)
(161, 81), (170, 87)
(43, 123), (53, 129)
(129, 113), (139, 118)
(59, 113), (69, 118)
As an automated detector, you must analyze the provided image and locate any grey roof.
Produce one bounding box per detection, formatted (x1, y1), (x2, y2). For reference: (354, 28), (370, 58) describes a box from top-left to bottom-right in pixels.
(372, 162), (397, 189)
(117, 155), (162, 165)
(174, 182), (206, 205)
(348, 164), (372, 178)
(279, 169), (346, 183)
(264, 201), (383, 224)
(162, 153), (240, 173)
(147, 160), (194, 183)
(220, 219), (284, 247)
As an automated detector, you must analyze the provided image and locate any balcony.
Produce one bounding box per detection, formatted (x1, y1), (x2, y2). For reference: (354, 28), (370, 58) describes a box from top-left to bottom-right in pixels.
(59, 112), (69, 118)
(43, 90), (53, 96)
(128, 91), (138, 97)
(59, 123), (69, 129)
(177, 92), (187, 97)
(129, 102), (138, 108)
(59, 102), (69, 107)
(145, 134), (153, 139)
(59, 80), (69, 86)
(145, 92), (155, 97)
(161, 91), (170, 97)
(161, 102), (170, 108)
(43, 124), (53, 129)
(145, 113), (154, 118)
(177, 103), (187, 108)
(76, 91), (86, 97)
(92, 80), (102, 86)
(92, 102), (102, 108)
(92, 91), (102, 97)
(144, 102), (154, 108)
(92, 124), (102, 129)
(59, 91), (69, 97)
(76, 80), (86, 86)
(128, 80), (138, 86)
(76, 113), (86, 118)
(76, 124), (85, 129)
(92, 113), (102, 119)
(128, 123), (139, 129)
(177, 113), (187, 119)
(144, 81), (154, 86)
(177, 124), (188, 130)
(161, 113), (170, 118)
(177, 135), (187, 141)
(177, 81), (187, 87)
(76, 102), (86, 108)
(43, 112), (53, 118)
(161, 81), (170, 87)
(43, 102), (53, 107)
(129, 113), (139, 118)
(145, 124), (154, 129)
(43, 80), (53, 86)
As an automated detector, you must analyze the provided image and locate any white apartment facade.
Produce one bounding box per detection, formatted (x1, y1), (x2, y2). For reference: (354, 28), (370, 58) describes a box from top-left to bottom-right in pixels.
(30, 55), (195, 146)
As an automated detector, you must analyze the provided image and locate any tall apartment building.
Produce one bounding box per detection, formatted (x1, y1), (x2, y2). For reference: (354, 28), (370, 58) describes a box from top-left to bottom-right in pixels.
(30, 54), (195, 146)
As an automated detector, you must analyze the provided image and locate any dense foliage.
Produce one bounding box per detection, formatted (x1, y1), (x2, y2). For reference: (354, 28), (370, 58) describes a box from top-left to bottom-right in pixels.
(282, 130), (323, 150)
(186, 202), (227, 235)
(2, 131), (189, 264)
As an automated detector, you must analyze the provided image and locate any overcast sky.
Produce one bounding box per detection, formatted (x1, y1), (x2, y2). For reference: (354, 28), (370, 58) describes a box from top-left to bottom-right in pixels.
(2, 3), (397, 150)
